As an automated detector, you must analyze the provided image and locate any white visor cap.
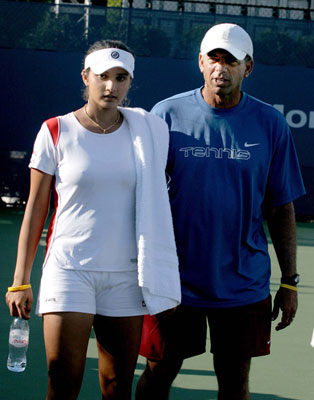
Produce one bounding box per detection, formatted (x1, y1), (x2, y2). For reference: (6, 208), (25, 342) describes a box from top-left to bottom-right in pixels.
(200, 23), (253, 60)
(84, 48), (135, 78)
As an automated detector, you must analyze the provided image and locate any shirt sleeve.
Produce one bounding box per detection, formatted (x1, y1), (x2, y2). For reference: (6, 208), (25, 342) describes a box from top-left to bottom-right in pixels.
(28, 122), (57, 176)
(151, 103), (168, 123)
(151, 103), (176, 177)
(264, 113), (306, 208)
(142, 107), (169, 170)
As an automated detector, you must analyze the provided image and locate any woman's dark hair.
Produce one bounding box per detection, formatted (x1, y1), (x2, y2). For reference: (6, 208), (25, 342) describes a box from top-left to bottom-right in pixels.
(85, 40), (135, 61)
(82, 39), (135, 102)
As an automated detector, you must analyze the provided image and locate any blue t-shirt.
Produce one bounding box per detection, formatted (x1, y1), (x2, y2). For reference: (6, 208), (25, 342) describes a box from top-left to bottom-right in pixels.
(152, 88), (306, 308)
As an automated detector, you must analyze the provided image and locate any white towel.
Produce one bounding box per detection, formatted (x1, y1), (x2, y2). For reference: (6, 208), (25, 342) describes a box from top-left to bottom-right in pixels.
(119, 107), (181, 314)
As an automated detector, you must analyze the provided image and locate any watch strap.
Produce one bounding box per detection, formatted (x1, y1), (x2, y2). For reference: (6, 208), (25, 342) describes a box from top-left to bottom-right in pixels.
(281, 274), (300, 286)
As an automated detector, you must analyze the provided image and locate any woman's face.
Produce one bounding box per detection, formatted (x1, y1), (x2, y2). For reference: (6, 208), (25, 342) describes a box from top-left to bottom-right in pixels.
(82, 66), (132, 109)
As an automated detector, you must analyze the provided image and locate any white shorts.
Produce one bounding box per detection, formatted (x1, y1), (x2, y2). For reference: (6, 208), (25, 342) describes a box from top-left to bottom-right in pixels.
(36, 265), (148, 317)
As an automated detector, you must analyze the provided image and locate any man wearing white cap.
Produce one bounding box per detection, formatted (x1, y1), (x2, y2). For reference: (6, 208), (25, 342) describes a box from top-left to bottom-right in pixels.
(136, 23), (305, 400)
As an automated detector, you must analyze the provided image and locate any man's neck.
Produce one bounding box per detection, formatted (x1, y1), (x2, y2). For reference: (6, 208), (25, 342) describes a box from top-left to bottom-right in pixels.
(202, 88), (243, 109)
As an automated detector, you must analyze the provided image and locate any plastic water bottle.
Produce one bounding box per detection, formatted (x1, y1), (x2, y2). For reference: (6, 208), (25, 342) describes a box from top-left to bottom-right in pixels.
(7, 317), (29, 372)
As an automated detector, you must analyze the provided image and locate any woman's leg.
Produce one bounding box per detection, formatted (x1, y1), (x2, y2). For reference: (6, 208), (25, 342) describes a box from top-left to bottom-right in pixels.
(43, 312), (94, 400)
(93, 314), (143, 400)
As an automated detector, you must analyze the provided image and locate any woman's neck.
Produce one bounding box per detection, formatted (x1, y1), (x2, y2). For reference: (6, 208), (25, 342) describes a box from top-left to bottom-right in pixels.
(74, 104), (122, 134)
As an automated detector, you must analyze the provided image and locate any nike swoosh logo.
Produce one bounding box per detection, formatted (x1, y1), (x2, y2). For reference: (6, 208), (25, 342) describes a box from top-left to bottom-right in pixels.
(244, 142), (260, 147)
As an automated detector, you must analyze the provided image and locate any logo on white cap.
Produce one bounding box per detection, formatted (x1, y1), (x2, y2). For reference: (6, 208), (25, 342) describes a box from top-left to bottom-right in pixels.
(111, 51), (120, 59)
(84, 48), (135, 78)
(200, 23), (253, 60)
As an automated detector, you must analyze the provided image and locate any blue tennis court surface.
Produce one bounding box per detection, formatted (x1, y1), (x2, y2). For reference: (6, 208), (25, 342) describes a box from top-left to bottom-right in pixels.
(1, 208), (313, 399)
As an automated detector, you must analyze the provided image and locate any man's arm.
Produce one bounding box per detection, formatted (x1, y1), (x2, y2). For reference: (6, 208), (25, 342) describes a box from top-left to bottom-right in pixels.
(266, 201), (298, 331)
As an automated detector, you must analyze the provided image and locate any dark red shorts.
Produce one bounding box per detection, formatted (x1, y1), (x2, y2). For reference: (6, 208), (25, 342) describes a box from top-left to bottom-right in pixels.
(139, 296), (272, 361)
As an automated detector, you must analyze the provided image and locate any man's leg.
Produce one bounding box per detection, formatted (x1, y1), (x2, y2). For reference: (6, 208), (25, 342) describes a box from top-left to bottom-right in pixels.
(136, 305), (207, 399)
(209, 296), (272, 400)
(94, 314), (143, 400)
(135, 358), (183, 400)
(214, 354), (251, 400)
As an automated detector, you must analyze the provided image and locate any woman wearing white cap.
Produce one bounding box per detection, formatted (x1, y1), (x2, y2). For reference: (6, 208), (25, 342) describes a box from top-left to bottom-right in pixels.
(6, 40), (180, 400)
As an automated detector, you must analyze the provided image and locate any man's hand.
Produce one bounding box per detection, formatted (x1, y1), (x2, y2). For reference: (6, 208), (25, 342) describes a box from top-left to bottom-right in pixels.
(155, 307), (177, 321)
(272, 287), (297, 331)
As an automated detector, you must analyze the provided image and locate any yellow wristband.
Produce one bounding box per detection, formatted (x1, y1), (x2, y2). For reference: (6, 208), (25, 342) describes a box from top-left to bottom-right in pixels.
(7, 284), (32, 292)
(280, 283), (298, 292)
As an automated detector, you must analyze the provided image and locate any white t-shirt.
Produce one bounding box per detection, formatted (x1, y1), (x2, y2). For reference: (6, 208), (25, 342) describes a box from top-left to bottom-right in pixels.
(29, 112), (138, 271)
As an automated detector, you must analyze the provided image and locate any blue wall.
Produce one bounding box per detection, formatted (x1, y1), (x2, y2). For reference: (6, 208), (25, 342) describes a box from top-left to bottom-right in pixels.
(1, 48), (313, 215)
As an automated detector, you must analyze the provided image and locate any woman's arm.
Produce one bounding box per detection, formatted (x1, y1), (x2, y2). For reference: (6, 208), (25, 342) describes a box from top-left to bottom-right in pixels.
(6, 168), (53, 319)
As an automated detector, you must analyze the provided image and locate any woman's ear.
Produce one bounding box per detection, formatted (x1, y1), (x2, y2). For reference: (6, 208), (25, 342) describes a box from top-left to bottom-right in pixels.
(81, 69), (89, 86)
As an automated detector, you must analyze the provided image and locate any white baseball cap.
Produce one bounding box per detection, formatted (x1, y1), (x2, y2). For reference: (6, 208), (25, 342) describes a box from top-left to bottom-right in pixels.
(200, 23), (253, 60)
(84, 48), (135, 78)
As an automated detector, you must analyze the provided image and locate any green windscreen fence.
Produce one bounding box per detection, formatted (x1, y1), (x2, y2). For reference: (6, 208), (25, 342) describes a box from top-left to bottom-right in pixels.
(1, 1), (314, 66)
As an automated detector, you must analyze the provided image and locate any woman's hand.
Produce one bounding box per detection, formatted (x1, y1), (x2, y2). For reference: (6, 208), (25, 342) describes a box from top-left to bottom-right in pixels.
(6, 288), (33, 320)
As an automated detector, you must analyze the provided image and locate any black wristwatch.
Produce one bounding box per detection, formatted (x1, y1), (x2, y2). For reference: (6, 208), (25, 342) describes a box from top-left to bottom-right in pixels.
(281, 274), (300, 286)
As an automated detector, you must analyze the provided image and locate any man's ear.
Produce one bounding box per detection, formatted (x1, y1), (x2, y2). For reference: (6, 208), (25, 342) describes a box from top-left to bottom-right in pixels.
(199, 53), (205, 74)
(244, 59), (254, 77)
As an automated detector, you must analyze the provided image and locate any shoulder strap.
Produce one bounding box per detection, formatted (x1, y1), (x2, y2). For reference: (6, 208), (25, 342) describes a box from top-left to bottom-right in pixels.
(45, 117), (60, 147)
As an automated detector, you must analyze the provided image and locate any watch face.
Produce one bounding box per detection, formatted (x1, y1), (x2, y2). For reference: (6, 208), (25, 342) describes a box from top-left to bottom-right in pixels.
(281, 274), (300, 285)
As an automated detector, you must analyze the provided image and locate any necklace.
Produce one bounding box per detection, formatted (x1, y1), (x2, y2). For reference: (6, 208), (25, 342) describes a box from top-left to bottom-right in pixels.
(84, 104), (121, 133)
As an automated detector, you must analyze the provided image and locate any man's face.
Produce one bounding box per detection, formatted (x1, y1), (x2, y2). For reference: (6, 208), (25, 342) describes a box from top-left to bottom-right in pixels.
(199, 49), (253, 100)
